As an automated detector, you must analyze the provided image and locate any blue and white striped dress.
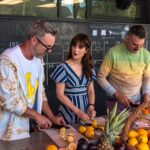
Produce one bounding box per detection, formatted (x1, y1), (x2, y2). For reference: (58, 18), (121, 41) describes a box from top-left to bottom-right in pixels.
(50, 62), (96, 124)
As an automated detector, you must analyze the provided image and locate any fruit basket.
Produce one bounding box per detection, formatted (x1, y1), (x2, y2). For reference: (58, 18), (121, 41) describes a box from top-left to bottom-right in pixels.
(122, 101), (150, 150)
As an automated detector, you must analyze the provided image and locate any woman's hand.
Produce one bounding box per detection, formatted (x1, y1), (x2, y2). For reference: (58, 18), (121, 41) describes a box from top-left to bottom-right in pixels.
(76, 109), (89, 122)
(87, 105), (96, 119)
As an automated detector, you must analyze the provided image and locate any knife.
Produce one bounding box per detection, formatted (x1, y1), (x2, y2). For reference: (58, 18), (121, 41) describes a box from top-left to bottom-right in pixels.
(80, 119), (93, 126)
(130, 103), (139, 108)
(51, 124), (70, 129)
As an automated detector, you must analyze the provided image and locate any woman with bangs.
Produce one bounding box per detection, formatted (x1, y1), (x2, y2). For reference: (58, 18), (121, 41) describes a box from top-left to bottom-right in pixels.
(50, 33), (96, 124)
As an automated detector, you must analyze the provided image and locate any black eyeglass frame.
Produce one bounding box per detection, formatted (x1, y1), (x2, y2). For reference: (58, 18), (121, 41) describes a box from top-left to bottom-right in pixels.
(36, 37), (55, 53)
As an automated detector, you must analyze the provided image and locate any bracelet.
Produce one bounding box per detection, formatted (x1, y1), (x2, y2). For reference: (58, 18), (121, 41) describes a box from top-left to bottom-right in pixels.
(88, 104), (94, 108)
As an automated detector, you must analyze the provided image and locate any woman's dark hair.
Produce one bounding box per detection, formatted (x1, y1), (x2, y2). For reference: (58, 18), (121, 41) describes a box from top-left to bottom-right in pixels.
(67, 33), (94, 79)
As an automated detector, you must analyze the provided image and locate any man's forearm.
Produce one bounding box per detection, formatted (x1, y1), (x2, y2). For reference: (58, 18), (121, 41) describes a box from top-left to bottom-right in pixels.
(97, 76), (116, 96)
(42, 101), (55, 120)
(22, 107), (39, 120)
(143, 93), (150, 102)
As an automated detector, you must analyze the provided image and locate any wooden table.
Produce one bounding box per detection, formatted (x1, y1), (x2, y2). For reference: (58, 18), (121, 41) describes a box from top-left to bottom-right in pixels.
(0, 117), (105, 150)
(0, 131), (53, 150)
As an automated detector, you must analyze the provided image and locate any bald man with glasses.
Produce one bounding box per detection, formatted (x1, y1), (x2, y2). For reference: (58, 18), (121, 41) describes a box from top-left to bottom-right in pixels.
(0, 20), (65, 141)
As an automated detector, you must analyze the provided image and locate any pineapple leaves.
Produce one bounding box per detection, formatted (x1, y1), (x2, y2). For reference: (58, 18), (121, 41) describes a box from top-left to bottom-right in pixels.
(104, 102), (130, 144)
(109, 102), (118, 123)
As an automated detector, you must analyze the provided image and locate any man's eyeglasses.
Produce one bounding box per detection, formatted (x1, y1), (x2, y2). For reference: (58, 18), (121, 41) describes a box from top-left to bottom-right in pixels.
(36, 37), (55, 53)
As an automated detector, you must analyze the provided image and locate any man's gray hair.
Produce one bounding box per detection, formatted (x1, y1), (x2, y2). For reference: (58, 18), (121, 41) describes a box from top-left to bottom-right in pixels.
(27, 20), (57, 39)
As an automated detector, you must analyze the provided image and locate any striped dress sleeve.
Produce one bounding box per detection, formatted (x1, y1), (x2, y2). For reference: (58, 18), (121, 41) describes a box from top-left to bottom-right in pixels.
(91, 69), (97, 81)
(50, 64), (67, 83)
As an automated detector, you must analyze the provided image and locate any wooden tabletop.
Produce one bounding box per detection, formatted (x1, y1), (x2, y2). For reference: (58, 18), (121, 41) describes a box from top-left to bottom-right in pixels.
(0, 131), (53, 150)
(0, 117), (105, 150)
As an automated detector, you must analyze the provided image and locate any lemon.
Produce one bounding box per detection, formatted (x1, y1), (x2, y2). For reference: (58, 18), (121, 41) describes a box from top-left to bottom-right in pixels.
(78, 126), (86, 134)
(60, 127), (66, 135)
(138, 135), (148, 144)
(128, 130), (139, 138)
(45, 144), (58, 150)
(128, 137), (138, 147)
(136, 143), (149, 150)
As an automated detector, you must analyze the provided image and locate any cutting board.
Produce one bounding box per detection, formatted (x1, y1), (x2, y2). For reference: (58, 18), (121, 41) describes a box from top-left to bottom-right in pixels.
(78, 116), (105, 141)
(43, 125), (85, 148)
(43, 117), (105, 148)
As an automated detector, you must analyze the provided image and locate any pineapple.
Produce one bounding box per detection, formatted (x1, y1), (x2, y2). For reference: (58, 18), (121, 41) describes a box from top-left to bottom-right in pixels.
(97, 102), (130, 150)
(98, 135), (114, 150)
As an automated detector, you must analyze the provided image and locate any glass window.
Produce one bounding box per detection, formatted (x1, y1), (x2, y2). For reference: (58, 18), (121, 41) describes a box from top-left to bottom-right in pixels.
(0, 0), (145, 21)
(60, 0), (74, 18)
(76, 0), (86, 19)
(60, 0), (86, 19)
(0, 0), (57, 18)
(91, 0), (143, 20)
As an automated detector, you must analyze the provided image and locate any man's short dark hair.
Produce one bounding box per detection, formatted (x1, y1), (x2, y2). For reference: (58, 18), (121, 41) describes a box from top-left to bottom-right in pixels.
(128, 25), (147, 39)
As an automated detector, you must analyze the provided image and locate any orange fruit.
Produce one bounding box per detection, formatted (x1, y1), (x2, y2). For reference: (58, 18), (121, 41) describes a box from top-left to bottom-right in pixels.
(147, 129), (150, 138)
(67, 143), (76, 150)
(137, 135), (148, 144)
(67, 135), (74, 143)
(142, 108), (149, 115)
(128, 130), (139, 138)
(85, 130), (94, 138)
(92, 120), (97, 128)
(45, 144), (58, 150)
(86, 126), (94, 132)
(148, 140), (150, 147)
(137, 128), (148, 136)
(136, 143), (149, 150)
(78, 126), (86, 134)
(128, 137), (138, 147)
